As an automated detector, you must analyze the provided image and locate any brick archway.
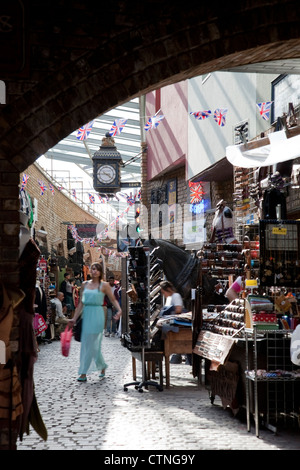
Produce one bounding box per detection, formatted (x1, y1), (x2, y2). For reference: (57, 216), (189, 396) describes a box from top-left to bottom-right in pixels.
(2, 1), (300, 171)
(2, 1), (300, 449)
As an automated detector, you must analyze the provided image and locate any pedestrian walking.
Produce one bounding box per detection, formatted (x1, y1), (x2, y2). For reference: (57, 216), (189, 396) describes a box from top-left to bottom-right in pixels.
(69, 262), (122, 382)
(104, 275), (120, 337)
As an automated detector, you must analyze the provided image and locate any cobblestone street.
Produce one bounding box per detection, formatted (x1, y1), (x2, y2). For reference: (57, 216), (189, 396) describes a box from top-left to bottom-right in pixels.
(17, 336), (300, 451)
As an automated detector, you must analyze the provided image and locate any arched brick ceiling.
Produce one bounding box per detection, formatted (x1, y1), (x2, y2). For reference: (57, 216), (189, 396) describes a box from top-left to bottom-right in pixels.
(2, 0), (300, 172)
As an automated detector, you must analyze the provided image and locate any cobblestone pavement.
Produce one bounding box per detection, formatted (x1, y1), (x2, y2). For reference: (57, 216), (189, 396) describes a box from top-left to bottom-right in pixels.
(17, 336), (300, 451)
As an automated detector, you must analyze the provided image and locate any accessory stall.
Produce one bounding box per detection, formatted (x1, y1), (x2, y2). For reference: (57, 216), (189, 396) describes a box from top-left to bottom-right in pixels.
(193, 174), (300, 435)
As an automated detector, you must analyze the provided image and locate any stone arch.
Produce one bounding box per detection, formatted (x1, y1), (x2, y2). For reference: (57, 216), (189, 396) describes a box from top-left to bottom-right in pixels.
(2, 1), (300, 285)
(2, 1), (300, 171)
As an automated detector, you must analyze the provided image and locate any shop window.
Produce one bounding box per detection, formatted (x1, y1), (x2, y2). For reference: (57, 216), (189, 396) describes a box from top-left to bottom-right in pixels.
(271, 74), (300, 123)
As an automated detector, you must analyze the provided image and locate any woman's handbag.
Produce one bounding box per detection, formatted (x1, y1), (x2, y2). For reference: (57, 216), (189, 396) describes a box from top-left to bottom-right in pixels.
(74, 316), (82, 342)
(61, 324), (73, 357)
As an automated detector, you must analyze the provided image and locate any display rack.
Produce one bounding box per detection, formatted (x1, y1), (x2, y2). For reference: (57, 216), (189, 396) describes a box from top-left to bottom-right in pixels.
(123, 246), (163, 392)
(259, 220), (300, 287)
(245, 325), (300, 437)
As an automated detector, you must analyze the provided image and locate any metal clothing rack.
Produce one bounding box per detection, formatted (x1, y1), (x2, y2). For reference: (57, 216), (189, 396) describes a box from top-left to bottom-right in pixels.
(123, 246), (163, 392)
(123, 345), (163, 392)
(245, 326), (300, 437)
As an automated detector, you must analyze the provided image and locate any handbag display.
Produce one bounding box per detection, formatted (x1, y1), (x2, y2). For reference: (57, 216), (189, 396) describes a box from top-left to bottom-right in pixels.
(60, 324), (73, 357)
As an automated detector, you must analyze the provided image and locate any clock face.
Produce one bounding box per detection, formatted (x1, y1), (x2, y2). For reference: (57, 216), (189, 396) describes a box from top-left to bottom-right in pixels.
(97, 164), (116, 184)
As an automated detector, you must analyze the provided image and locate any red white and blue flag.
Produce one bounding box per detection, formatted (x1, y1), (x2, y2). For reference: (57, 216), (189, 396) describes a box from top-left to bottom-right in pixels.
(144, 114), (165, 131)
(21, 173), (29, 189)
(38, 180), (47, 196)
(189, 181), (204, 204)
(72, 189), (77, 201)
(214, 108), (228, 127)
(109, 119), (127, 136)
(97, 194), (106, 203)
(190, 110), (211, 120)
(89, 193), (95, 204)
(256, 101), (273, 121)
(49, 183), (55, 195)
(76, 120), (94, 141)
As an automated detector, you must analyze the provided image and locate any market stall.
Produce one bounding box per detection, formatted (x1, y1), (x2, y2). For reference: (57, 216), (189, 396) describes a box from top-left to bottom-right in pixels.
(192, 218), (300, 435)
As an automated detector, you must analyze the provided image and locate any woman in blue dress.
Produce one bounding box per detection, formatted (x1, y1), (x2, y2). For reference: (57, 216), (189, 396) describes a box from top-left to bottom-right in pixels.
(69, 262), (122, 382)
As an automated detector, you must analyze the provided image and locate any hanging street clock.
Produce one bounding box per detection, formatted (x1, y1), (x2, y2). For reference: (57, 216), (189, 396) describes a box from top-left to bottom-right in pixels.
(92, 132), (122, 194)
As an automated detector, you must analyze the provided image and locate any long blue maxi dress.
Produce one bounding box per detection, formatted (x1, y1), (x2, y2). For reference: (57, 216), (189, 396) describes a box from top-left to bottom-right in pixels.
(78, 285), (107, 375)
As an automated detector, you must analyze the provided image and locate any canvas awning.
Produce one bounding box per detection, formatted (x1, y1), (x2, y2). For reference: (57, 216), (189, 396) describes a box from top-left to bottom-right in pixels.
(226, 128), (300, 169)
(191, 157), (233, 182)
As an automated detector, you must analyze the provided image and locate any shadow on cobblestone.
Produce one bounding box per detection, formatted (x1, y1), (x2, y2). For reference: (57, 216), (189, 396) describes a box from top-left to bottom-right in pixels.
(17, 337), (300, 451)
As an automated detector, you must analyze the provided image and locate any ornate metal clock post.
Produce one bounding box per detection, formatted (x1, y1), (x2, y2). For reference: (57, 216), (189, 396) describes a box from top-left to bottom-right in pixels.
(92, 132), (122, 194)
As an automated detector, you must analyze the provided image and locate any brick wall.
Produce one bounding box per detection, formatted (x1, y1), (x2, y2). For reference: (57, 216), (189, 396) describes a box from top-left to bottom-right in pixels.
(144, 163), (188, 246)
(21, 163), (100, 260)
(20, 162), (124, 278)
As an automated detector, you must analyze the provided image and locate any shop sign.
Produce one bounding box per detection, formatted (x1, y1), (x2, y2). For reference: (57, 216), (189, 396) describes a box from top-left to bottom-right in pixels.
(272, 227), (287, 235)
(33, 314), (47, 335)
(39, 257), (47, 270)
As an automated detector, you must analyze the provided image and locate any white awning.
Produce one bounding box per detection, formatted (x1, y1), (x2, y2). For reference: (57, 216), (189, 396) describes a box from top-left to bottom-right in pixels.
(226, 130), (300, 168)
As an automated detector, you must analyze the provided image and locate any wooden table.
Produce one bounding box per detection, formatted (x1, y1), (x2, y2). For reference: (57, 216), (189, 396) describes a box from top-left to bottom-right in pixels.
(130, 328), (193, 389)
(164, 328), (193, 388)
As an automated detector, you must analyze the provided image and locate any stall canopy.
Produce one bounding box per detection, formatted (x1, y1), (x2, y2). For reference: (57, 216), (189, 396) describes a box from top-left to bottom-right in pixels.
(226, 130), (300, 169)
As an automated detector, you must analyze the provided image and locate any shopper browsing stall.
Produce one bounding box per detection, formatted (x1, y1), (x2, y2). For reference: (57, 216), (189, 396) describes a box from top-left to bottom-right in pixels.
(160, 280), (184, 315)
(50, 292), (69, 334)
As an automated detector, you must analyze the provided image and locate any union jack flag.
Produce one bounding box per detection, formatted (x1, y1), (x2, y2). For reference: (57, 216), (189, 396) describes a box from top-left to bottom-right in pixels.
(21, 173), (29, 189)
(88, 193), (95, 204)
(58, 186), (64, 191)
(97, 194), (106, 203)
(109, 118), (127, 136)
(144, 114), (165, 131)
(189, 181), (204, 204)
(256, 101), (273, 121)
(190, 110), (211, 120)
(49, 183), (55, 195)
(38, 180), (47, 196)
(72, 189), (77, 201)
(126, 195), (136, 206)
(214, 108), (228, 127)
(76, 120), (94, 141)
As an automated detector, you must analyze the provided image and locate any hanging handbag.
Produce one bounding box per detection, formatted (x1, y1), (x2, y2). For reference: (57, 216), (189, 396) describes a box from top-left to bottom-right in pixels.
(60, 324), (73, 357)
(74, 316), (82, 342)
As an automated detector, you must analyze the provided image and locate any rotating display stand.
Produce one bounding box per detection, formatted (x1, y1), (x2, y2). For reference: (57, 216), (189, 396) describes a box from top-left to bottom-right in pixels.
(123, 246), (163, 392)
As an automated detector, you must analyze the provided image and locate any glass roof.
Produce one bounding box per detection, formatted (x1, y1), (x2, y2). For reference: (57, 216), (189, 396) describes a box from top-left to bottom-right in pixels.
(44, 98), (142, 186)
(38, 98), (143, 224)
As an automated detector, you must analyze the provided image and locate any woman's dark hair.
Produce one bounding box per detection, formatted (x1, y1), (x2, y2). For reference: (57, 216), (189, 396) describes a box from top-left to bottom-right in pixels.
(160, 280), (175, 292)
(91, 262), (103, 284)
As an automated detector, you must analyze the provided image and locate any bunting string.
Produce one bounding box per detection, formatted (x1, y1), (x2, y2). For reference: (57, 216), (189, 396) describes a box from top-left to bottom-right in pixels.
(67, 192), (141, 256)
